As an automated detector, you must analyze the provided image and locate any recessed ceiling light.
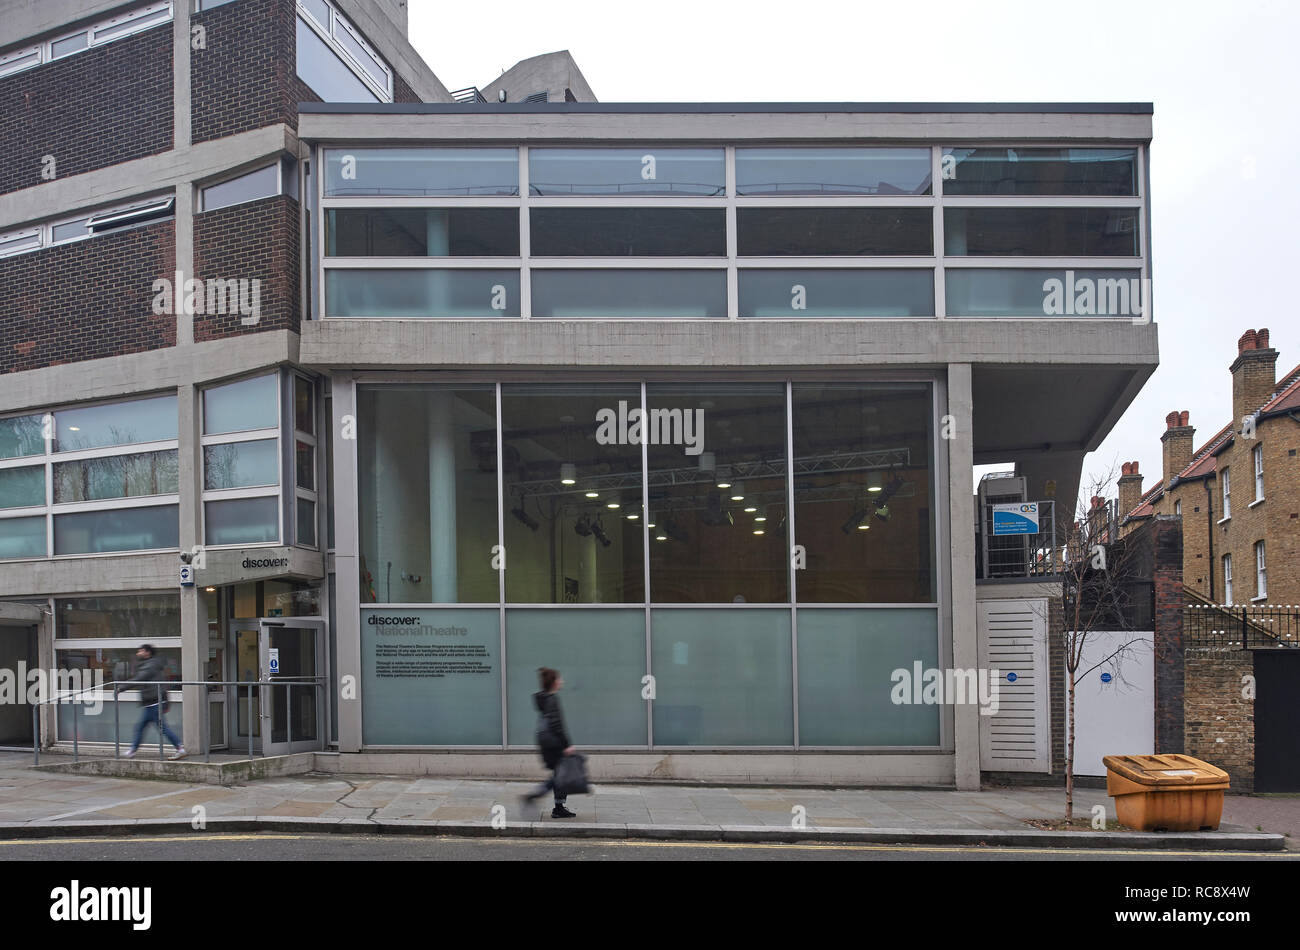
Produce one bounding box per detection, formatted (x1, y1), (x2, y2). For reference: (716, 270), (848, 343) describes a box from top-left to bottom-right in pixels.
(585, 491), (599, 498)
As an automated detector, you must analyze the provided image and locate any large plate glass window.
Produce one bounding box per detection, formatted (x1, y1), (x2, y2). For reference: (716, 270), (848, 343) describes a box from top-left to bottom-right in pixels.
(529, 148), (725, 197)
(500, 384), (645, 604)
(357, 385), (499, 604)
(941, 148), (1138, 196)
(323, 148), (519, 197)
(736, 148), (932, 196)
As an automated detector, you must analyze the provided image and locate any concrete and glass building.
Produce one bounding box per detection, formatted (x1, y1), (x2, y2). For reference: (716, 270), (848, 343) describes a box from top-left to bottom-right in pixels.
(0, 0), (1157, 788)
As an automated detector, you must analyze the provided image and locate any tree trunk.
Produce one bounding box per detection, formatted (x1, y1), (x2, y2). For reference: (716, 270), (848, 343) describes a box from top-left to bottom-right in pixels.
(1066, 665), (1076, 822)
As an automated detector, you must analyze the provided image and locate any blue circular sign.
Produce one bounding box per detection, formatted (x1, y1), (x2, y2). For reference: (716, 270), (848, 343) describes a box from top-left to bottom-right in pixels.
(1006, 672), (1018, 683)
(1100, 672), (1113, 684)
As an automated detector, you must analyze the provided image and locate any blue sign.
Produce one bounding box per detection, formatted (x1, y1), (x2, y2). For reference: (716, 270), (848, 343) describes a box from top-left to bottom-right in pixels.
(992, 502), (1040, 536)
(1006, 672), (1018, 683)
(1100, 672), (1112, 684)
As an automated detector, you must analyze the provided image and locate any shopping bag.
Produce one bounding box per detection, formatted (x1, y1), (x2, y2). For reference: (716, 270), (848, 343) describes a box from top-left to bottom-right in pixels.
(553, 752), (590, 797)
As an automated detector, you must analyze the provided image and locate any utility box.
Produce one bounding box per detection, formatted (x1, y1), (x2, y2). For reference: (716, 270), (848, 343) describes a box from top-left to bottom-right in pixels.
(1103, 753), (1230, 831)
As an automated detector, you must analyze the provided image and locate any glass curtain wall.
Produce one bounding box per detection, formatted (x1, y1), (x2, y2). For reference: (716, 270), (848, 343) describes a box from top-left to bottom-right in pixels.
(356, 380), (941, 749)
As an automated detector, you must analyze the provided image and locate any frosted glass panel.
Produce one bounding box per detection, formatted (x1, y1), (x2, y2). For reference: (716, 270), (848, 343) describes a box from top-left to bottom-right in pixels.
(796, 608), (941, 746)
(651, 609), (792, 745)
(204, 374), (278, 434)
(0, 516), (46, 559)
(0, 466), (44, 509)
(56, 395), (177, 451)
(54, 505), (178, 554)
(204, 497), (278, 545)
(360, 608), (501, 745)
(505, 609), (646, 746)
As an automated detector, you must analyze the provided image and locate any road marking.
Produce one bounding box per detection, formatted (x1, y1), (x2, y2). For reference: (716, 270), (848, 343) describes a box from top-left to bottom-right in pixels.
(0, 834), (305, 845)
(46, 785), (209, 821)
(0, 833), (1291, 858)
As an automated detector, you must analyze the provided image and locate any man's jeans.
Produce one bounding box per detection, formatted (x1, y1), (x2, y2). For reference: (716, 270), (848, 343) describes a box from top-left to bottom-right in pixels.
(130, 704), (182, 753)
(530, 771), (566, 807)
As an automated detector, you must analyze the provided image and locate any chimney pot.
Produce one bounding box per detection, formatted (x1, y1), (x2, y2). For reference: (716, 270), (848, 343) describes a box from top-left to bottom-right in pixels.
(1238, 329), (1258, 353)
(1131, 461), (1139, 474)
(1165, 411), (1179, 429)
(1121, 462), (1131, 476)
(1179, 410), (1189, 427)
(1257, 328), (1269, 348)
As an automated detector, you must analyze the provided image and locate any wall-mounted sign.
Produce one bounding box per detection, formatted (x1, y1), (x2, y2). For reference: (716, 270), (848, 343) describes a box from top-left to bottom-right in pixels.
(268, 648), (280, 675)
(992, 502), (1040, 536)
(179, 565), (195, 587)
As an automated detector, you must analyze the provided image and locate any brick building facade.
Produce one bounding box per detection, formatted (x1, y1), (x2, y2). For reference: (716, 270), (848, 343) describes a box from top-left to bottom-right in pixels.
(1119, 328), (1300, 606)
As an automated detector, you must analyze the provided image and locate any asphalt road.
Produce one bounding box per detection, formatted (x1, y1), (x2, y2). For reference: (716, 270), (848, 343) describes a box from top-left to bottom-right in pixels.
(2, 832), (1296, 861)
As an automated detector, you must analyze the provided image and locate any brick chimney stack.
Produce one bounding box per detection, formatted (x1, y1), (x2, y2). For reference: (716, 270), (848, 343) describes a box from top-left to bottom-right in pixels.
(1117, 461), (1143, 519)
(1161, 410), (1194, 487)
(1230, 328), (1279, 427)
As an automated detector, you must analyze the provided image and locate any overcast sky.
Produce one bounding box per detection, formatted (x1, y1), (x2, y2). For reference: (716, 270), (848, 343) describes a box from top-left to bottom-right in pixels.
(409, 0), (1300, 510)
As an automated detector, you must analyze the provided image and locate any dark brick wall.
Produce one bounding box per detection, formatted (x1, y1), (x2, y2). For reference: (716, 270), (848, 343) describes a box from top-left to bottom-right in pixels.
(192, 0), (298, 143)
(193, 195), (300, 340)
(1185, 649), (1254, 791)
(1149, 518), (1185, 752)
(0, 27), (172, 196)
(0, 221), (176, 374)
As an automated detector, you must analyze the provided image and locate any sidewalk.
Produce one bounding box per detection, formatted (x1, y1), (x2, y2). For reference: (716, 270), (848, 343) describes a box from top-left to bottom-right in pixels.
(0, 753), (1289, 850)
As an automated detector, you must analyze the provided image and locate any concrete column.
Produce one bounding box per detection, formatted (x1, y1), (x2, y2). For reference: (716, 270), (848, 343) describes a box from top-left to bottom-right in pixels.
(332, 373), (363, 751)
(947, 363), (980, 790)
(178, 383), (203, 750)
(173, 1), (194, 346)
(428, 391), (458, 601)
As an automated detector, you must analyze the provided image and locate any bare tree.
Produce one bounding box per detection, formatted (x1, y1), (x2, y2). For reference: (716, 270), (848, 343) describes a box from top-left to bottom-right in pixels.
(1057, 466), (1152, 822)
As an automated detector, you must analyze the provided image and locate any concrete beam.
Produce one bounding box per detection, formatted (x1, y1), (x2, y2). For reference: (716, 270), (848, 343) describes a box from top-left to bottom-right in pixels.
(0, 125), (298, 230)
(0, 602), (43, 625)
(0, 331), (299, 413)
(298, 319), (1159, 372)
(299, 109), (1152, 145)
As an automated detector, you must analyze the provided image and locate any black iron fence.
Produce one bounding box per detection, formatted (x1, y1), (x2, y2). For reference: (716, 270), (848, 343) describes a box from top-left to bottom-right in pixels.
(1184, 604), (1300, 649)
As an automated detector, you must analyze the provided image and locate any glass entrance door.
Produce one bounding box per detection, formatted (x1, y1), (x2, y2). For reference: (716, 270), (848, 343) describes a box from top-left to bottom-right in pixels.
(259, 619), (323, 755)
(229, 618), (324, 756)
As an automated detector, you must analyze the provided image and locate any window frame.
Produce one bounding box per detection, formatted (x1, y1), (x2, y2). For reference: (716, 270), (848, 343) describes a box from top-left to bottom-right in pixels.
(1220, 467), (1231, 521)
(0, 392), (181, 561)
(1222, 553), (1232, 604)
(199, 163), (283, 213)
(1254, 540), (1267, 601)
(0, 2), (174, 80)
(314, 140), (1148, 322)
(295, 0), (392, 103)
(1253, 443), (1264, 503)
(200, 371), (284, 549)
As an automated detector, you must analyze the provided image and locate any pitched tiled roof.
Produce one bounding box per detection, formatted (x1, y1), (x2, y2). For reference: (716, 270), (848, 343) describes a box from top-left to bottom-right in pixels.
(1120, 361), (1300, 523)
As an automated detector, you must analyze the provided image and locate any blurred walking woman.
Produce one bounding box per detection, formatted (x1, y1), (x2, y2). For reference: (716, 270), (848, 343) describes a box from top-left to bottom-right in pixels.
(523, 667), (576, 818)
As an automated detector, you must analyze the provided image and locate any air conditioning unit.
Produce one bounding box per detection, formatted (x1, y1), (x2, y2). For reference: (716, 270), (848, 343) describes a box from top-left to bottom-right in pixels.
(978, 473), (1029, 577)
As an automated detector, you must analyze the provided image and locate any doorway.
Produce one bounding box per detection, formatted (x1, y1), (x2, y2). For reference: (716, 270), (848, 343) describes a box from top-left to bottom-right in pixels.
(229, 618), (325, 756)
(0, 625), (37, 747)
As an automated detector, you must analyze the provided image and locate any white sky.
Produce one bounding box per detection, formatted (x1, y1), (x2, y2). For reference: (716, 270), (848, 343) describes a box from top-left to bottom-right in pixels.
(409, 0), (1300, 508)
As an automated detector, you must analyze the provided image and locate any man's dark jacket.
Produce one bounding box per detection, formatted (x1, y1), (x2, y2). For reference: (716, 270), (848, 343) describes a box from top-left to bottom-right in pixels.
(130, 655), (168, 707)
(534, 690), (570, 769)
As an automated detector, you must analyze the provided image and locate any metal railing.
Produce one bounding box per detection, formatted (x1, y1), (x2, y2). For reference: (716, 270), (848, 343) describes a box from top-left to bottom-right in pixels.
(30, 678), (326, 766)
(1185, 604), (1300, 649)
(978, 499), (1058, 578)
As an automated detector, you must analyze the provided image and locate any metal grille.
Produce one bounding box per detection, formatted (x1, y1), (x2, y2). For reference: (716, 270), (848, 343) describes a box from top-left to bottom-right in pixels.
(1185, 604), (1300, 649)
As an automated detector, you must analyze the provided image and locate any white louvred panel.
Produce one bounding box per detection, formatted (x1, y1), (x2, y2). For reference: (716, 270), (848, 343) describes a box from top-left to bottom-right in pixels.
(978, 599), (1051, 772)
